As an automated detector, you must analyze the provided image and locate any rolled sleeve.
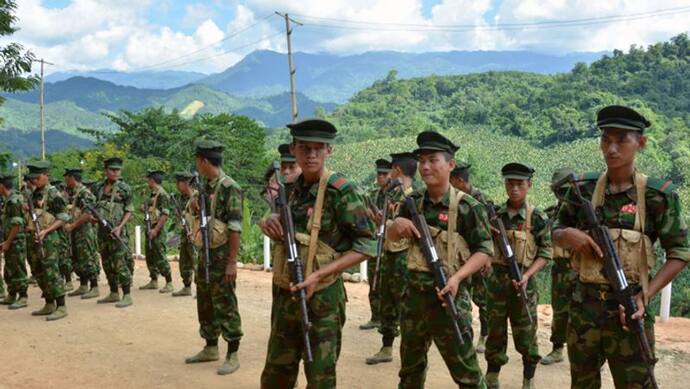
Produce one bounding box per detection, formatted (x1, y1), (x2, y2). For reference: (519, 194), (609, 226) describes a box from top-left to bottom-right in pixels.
(337, 187), (376, 257)
(659, 192), (690, 262)
(460, 201), (495, 257)
(224, 185), (243, 233)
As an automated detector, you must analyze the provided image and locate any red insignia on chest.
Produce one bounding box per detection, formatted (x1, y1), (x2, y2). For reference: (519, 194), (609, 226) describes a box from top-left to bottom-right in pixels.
(307, 207), (313, 217)
(438, 213), (448, 222)
(621, 204), (637, 214)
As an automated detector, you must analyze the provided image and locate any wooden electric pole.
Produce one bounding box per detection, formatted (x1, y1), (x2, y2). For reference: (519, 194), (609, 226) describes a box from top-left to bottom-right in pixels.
(275, 12), (302, 123)
(38, 58), (53, 160)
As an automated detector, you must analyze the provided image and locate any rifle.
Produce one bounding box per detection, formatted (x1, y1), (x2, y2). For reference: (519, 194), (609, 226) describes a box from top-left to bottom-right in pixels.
(271, 161), (314, 363)
(174, 195), (193, 241)
(479, 194), (535, 324)
(27, 194), (46, 258)
(398, 182), (465, 346)
(555, 173), (658, 389)
(143, 196), (153, 249)
(371, 185), (391, 293)
(85, 203), (132, 255)
(193, 172), (212, 284)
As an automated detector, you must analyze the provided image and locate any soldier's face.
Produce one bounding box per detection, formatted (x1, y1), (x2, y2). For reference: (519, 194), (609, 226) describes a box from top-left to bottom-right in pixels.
(505, 179), (531, 204)
(147, 178), (157, 189)
(280, 161), (301, 178)
(376, 171), (389, 187)
(417, 151), (454, 188)
(176, 180), (190, 192)
(600, 128), (645, 170)
(105, 167), (121, 182)
(449, 176), (466, 191)
(64, 176), (76, 188)
(31, 173), (48, 188)
(290, 141), (332, 177)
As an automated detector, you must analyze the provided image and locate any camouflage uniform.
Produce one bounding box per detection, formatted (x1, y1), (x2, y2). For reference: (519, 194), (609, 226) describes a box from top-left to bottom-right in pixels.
(555, 172), (690, 388)
(2, 191), (28, 299)
(144, 186), (172, 280)
(93, 178), (134, 292)
(366, 186), (385, 323)
(467, 186), (489, 340)
(195, 171), (243, 345)
(27, 185), (70, 300)
(173, 191), (198, 287)
(485, 202), (551, 374)
(67, 184), (101, 284)
(261, 172), (376, 388)
(397, 188), (493, 388)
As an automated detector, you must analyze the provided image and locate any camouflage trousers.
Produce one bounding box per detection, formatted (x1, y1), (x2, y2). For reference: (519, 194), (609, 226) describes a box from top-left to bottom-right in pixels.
(144, 230), (171, 279)
(261, 278), (346, 389)
(469, 272), (489, 337)
(3, 236), (28, 295)
(378, 250), (408, 339)
(98, 230), (133, 289)
(196, 243), (242, 343)
(549, 258), (577, 347)
(366, 257), (381, 322)
(399, 278), (486, 388)
(29, 231), (66, 300)
(59, 232), (72, 279)
(71, 226), (101, 282)
(568, 282), (656, 389)
(178, 238), (197, 286)
(485, 266), (541, 369)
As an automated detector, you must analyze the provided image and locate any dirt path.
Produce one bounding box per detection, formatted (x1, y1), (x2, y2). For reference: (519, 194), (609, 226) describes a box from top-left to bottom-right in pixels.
(1, 261), (689, 389)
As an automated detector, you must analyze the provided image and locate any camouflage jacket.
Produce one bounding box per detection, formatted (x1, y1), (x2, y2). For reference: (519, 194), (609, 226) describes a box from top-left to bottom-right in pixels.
(147, 186), (171, 225)
(495, 201), (553, 263)
(67, 184), (96, 233)
(1, 191), (25, 240)
(93, 178), (134, 227)
(205, 170), (242, 233)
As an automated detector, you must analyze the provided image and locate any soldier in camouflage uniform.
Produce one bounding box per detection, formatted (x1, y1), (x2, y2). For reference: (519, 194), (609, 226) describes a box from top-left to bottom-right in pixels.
(171, 171), (197, 297)
(484, 163), (552, 389)
(366, 152), (416, 365)
(63, 168), (101, 300)
(51, 178), (74, 293)
(139, 170), (174, 293)
(360, 158), (391, 330)
(184, 139), (244, 376)
(450, 161), (491, 354)
(388, 131), (492, 388)
(540, 168), (578, 366)
(0, 173), (29, 309)
(92, 157), (135, 308)
(25, 161), (70, 321)
(554, 105), (690, 388)
(259, 119), (376, 388)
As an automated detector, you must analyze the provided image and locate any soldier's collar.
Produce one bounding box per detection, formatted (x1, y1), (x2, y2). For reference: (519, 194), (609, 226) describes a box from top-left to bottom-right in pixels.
(423, 187), (451, 206)
(207, 169), (226, 187)
(499, 200), (528, 219)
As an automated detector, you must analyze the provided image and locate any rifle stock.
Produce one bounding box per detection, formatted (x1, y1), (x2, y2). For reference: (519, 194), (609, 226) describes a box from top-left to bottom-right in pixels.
(85, 203), (132, 255)
(27, 194), (46, 258)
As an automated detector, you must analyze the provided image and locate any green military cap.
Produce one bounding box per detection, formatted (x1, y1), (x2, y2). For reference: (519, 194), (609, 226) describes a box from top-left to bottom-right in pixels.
(597, 105), (651, 133)
(501, 162), (535, 180)
(450, 161), (472, 177)
(413, 131), (459, 156)
(173, 171), (194, 181)
(63, 167), (83, 177)
(375, 158), (392, 173)
(50, 178), (63, 186)
(287, 118), (337, 144)
(390, 152), (417, 164)
(22, 174), (30, 182)
(551, 167), (575, 188)
(194, 138), (224, 159)
(146, 169), (165, 180)
(104, 157), (123, 170)
(278, 143), (296, 162)
(26, 160), (50, 178)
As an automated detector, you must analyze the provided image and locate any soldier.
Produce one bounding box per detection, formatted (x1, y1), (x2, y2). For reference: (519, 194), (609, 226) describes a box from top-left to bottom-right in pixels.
(484, 163), (551, 389)
(50, 177), (74, 292)
(92, 157), (134, 308)
(540, 168), (577, 366)
(387, 131), (492, 388)
(360, 158), (391, 330)
(259, 119), (376, 388)
(184, 139), (243, 376)
(25, 161), (70, 321)
(22, 174), (37, 286)
(139, 170), (174, 293)
(278, 143), (301, 178)
(450, 162), (490, 353)
(63, 168), (101, 299)
(171, 171), (197, 297)
(553, 105), (690, 388)
(366, 151), (416, 365)
(0, 173), (29, 309)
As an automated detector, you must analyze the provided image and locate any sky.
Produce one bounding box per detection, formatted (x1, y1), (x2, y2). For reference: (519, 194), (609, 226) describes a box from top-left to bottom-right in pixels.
(5, 0), (690, 74)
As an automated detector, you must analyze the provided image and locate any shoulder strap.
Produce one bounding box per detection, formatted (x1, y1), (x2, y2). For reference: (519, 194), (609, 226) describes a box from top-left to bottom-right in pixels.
(634, 170), (650, 303)
(447, 187), (466, 263)
(306, 169), (332, 276)
(525, 203), (534, 231)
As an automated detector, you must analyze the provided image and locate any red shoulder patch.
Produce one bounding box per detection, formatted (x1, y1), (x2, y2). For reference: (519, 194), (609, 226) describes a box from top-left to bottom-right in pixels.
(331, 176), (347, 189)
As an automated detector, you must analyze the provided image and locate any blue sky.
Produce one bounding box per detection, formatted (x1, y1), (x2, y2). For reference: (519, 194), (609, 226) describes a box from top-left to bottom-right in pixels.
(9, 1), (690, 74)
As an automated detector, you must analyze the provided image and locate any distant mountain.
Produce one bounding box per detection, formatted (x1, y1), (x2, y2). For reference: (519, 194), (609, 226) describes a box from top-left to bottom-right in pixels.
(0, 129), (94, 158)
(198, 49), (606, 103)
(45, 70), (207, 90)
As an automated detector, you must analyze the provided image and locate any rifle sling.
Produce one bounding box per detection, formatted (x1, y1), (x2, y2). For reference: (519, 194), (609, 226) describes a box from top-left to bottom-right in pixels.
(305, 169), (332, 276)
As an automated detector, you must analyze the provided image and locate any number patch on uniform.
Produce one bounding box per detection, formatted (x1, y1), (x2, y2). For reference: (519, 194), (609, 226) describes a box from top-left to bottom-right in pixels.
(620, 204), (637, 214)
(438, 213), (448, 222)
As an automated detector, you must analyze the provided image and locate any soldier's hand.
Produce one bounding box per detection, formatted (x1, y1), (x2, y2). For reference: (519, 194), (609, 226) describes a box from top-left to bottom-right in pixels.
(560, 227), (603, 258)
(0, 240), (9, 252)
(64, 223), (73, 233)
(513, 274), (530, 290)
(437, 274), (461, 303)
(291, 273), (320, 300)
(480, 262), (492, 276)
(390, 217), (420, 239)
(111, 225), (122, 238)
(147, 229), (156, 240)
(37, 230), (47, 242)
(259, 214), (283, 241)
(618, 292), (646, 331)
(223, 262), (237, 284)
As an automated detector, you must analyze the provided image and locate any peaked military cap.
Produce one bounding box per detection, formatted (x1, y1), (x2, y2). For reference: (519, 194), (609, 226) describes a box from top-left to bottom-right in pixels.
(174, 171), (194, 181)
(390, 152), (417, 165)
(597, 105), (651, 133)
(63, 167), (83, 177)
(551, 167), (575, 188)
(278, 143), (296, 162)
(450, 161), (472, 177)
(194, 139), (224, 159)
(414, 131), (459, 156)
(287, 118), (337, 144)
(146, 169), (165, 180)
(501, 162), (535, 180)
(104, 157), (123, 169)
(375, 159), (392, 173)
(26, 160), (50, 178)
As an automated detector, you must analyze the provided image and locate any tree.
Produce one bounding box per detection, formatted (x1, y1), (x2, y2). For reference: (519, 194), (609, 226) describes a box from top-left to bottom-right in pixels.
(0, 0), (38, 125)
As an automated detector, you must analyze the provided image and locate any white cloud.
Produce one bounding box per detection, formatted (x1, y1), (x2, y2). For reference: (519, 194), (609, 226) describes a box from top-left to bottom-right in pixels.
(182, 3), (216, 28)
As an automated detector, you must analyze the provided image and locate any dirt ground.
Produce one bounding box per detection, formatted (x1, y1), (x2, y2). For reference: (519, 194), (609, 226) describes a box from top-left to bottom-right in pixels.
(1, 260), (690, 389)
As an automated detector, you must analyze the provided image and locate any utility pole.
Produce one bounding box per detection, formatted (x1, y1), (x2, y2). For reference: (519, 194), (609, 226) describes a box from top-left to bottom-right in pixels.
(38, 58), (53, 160)
(275, 12), (302, 123)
